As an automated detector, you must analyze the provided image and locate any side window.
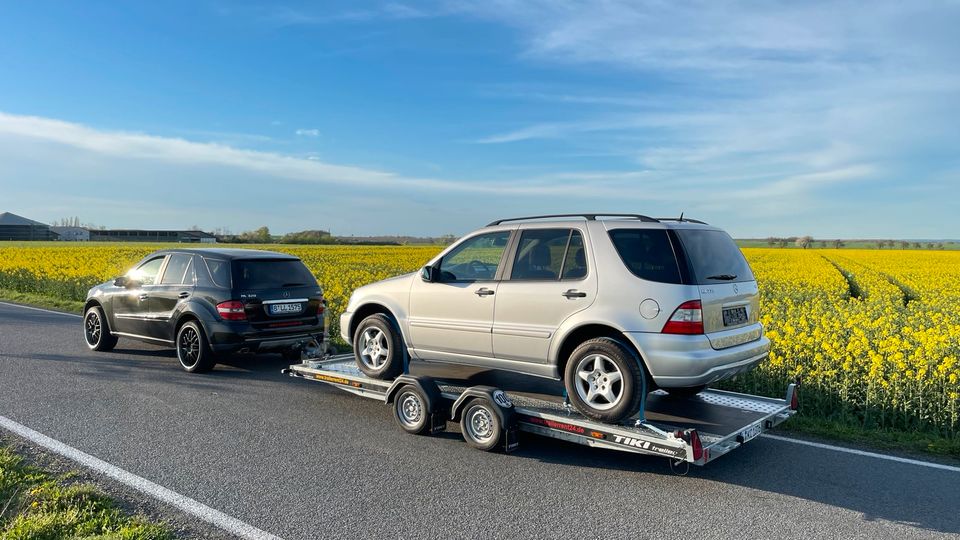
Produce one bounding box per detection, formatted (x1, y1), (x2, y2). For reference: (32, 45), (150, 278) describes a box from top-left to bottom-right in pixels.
(160, 254), (192, 285)
(561, 231), (587, 279)
(510, 229), (569, 281)
(183, 257), (196, 285)
(203, 258), (231, 288)
(129, 257), (165, 286)
(608, 229), (682, 284)
(438, 231), (511, 281)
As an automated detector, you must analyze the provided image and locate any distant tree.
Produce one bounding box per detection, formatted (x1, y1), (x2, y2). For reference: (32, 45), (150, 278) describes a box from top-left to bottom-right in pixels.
(819, 241), (828, 249)
(912, 242), (921, 249)
(778, 239), (788, 248)
(937, 242), (945, 250)
(833, 239), (844, 249)
(279, 230), (334, 245)
(440, 234), (458, 246)
(238, 226), (273, 244)
(900, 241), (910, 249)
(796, 236), (814, 249)
(927, 242), (935, 249)
(766, 237), (778, 247)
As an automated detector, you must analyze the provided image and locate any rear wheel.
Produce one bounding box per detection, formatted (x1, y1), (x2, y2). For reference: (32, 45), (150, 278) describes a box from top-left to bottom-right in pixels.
(176, 321), (216, 373)
(353, 314), (404, 379)
(563, 338), (644, 423)
(83, 306), (117, 352)
(460, 398), (502, 451)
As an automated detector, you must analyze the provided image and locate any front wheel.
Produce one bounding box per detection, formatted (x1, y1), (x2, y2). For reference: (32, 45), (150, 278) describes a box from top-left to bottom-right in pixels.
(83, 306), (117, 352)
(176, 321), (216, 373)
(563, 338), (645, 423)
(353, 314), (404, 379)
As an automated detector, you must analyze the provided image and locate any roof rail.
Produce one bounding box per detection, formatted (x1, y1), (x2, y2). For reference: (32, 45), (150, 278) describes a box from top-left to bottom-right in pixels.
(487, 213), (659, 226)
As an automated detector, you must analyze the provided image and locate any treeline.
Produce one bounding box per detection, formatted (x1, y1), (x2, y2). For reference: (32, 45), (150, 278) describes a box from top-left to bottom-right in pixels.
(216, 226), (456, 246)
(762, 237), (948, 250)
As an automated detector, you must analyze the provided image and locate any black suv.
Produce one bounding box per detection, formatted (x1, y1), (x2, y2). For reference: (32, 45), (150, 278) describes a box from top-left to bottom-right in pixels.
(82, 248), (325, 372)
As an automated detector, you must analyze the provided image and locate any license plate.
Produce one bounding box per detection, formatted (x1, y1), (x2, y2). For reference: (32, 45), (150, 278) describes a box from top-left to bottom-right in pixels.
(739, 422), (762, 444)
(722, 306), (748, 326)
(269, 302), (303, 315)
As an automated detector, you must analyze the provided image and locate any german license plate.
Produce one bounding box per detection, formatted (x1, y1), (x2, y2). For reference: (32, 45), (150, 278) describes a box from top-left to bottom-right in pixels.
(739, 422), (762, 444)
(269, 302), (303, 315)
(722, 306), (748, 326)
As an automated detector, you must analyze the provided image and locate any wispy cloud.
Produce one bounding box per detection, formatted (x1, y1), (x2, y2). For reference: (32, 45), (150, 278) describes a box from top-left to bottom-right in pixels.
(295, 128), (320, 137)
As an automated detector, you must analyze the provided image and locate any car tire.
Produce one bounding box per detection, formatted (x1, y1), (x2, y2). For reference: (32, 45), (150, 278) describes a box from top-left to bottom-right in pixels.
(83, 305), (118, 352)
(353, 314), (404, 379)
(563, 337), (645, 423)
(176, 321), (216, 373)
(663, 385), (707, 399)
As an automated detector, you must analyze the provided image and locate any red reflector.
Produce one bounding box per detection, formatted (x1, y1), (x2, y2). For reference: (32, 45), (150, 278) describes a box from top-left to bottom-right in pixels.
(662, 300), (704, 335)
(790, 386), (799, 410)
(216, 300), (247, 321)
(689, 430), (703, 461)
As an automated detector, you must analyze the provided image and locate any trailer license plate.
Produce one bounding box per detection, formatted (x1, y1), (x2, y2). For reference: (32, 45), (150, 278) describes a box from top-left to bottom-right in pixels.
(723, 306), (748, 327)
(739, 422), (762, 444)
(269, 302), (303, 315)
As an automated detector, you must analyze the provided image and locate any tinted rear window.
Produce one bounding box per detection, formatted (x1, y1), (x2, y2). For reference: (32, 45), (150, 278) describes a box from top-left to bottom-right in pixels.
(608, 229), (682, 284)
(203, 258), (231, 288)
(675, 229), (754, 284)
(233, 259), (318, 290)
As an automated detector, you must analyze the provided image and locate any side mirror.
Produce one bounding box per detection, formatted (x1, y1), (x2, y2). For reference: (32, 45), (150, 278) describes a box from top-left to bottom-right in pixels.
(113, 276), (128, 287)
(420, 265), (438, 283)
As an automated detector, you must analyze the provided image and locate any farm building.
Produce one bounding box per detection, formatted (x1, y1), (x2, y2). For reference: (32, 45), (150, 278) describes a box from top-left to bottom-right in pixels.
(0, 212), (59, 241)
(88, 229), (217, 243)
(50, 226), (91, 241)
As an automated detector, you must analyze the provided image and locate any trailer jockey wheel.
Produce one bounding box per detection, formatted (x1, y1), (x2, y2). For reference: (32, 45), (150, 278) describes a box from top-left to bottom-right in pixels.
(394, 385), (431, 435)
(460, 398), (503, 451)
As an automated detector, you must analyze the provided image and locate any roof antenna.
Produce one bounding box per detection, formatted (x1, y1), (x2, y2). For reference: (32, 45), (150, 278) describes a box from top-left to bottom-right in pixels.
(679, 212), (684, 221)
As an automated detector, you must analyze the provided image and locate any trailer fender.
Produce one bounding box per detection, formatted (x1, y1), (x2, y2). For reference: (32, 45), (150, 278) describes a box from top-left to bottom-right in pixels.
(385, 375), (443, 410)
(450, 386), (515, 426)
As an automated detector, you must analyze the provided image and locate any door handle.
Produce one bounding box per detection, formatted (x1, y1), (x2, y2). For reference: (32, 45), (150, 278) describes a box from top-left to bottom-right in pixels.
(178, 291), (190, 299)
(138, 293), (149, 301)
(562, 289), (587, 299)
(475, 287), (495, 297)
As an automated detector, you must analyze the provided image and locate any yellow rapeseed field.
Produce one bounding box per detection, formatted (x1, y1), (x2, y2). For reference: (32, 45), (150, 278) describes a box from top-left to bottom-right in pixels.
(0, 242), (957, 443)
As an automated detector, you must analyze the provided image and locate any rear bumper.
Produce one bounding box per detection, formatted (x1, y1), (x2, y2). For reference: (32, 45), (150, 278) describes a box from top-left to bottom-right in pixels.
(207, 320), (324, 353)
(624, 331), (770, 388)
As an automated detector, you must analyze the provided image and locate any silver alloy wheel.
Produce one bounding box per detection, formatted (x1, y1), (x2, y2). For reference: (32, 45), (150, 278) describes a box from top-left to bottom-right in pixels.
(397, 391), (423, 429)
(574, 354), (625, 411)
(178, 326), (200, 368)
(359, 327), (389, 369)
(465, 405), (495, 443)
(84, 311), (101, 346)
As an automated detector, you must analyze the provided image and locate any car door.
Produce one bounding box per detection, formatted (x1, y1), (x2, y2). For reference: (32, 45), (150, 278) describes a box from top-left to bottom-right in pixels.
(408, 230), (513, 363)
(144, 253), (196, 341)
(493, 227), (597, 363)
(112, 255), (167, 336)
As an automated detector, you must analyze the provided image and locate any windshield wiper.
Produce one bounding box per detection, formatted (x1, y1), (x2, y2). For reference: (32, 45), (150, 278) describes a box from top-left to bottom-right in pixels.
(706, 274), (738, 280)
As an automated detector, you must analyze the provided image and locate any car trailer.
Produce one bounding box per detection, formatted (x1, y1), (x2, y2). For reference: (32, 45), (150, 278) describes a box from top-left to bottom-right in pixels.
(284, 354), (798, 469)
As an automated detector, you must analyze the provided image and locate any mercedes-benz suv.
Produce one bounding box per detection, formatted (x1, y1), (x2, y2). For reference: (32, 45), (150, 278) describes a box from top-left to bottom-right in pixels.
(339, 214), (769, 423)
(83, 248), (325, 372)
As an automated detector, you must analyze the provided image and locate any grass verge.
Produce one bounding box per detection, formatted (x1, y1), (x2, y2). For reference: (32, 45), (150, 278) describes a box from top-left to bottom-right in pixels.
(0, 289), (83, 314)
(0, 445), (170, 539)
(778, 415), (960, 461)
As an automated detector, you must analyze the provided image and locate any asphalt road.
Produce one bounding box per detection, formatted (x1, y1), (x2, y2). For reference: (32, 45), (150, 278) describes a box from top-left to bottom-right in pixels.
(1, 302), (957, 539)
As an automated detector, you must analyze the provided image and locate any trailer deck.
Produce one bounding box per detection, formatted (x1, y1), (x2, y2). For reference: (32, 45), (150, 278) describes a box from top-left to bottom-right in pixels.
(285, 354), (797, 466)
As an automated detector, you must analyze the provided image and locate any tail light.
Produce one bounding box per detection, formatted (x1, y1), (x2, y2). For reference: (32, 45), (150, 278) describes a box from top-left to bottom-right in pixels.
(216, 300), (247, 321)
(662, 300), (703, 335)
(790, 385), (799, 410)
(675, 429), (705, 461)
(317, 297), (326, 315)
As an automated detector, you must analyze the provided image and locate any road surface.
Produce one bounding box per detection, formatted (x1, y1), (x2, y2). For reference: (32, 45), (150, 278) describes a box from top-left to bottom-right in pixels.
(0, 302), (957, 539)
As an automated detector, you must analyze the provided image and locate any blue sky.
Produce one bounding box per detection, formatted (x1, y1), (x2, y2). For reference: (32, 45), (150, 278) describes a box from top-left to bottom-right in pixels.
(0, 1), (958, 238)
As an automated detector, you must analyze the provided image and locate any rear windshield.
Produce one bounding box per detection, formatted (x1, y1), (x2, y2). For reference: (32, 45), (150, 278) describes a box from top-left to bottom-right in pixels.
(608, 229), (683, 284)
(233, 259), (318, 290)
(675, 229), (754, 284)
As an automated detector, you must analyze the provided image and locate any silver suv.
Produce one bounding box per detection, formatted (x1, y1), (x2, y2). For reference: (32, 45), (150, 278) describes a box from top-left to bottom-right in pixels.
(340, 214), (770, 423)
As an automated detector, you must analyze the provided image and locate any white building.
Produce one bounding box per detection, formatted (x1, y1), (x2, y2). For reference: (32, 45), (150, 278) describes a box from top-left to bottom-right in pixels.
(50, 226), (91, 241)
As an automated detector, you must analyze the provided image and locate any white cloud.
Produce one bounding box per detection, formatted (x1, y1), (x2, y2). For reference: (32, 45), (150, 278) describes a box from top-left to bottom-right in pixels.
(295, 128), (320, 137)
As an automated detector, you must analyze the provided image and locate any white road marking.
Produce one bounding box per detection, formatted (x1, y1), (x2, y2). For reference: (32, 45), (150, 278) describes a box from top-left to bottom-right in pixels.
(0, 415), (283, 540)
(0, 301), (82, 318)
(762, 434), (960, 472)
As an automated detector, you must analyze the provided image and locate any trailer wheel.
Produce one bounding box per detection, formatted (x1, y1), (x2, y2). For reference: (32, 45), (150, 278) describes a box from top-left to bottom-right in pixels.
(353, 314), (404, 379)
(460, 398), (502, 452)
(394, 385), (431, 435)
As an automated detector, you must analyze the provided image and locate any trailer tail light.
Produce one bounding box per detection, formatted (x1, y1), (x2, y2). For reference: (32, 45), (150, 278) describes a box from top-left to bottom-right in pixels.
(662, 300), (703, 335)
(690, 430), (704, 461)
(790, 386), (799, 410)
(216, 300), (247, 321)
